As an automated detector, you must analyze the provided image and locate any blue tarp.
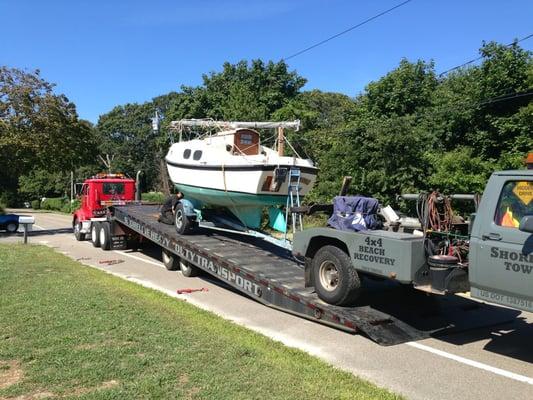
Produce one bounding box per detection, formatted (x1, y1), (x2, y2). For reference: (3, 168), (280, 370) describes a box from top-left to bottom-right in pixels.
(327, 196), (381, 232)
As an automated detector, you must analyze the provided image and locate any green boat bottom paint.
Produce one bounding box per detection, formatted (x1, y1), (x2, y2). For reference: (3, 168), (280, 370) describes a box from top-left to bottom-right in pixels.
(175, 183), (288, 230)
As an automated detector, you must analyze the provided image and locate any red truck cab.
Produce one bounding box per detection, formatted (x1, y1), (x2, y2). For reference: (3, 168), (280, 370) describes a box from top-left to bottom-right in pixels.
(73, 173), (136, 240)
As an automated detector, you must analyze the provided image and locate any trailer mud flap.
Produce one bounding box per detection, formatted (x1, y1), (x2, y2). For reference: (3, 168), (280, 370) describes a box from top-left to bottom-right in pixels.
(111, 234), (127, 250)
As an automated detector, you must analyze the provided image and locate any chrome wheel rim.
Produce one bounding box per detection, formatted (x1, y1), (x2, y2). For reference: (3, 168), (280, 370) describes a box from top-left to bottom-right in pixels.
(319, 261), (339, 292)
(175, 210), (183, 230)
(180, 261), (189, 273)
(91, 226), (97, 242)
(99, 227), (105, 244)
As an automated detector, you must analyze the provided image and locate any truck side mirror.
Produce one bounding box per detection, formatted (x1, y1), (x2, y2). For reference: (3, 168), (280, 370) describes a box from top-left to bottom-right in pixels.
(519, 215), (533, 233)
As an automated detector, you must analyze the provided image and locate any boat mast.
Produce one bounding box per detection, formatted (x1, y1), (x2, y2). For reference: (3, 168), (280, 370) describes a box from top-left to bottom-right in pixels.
(277, 126), (285, 156)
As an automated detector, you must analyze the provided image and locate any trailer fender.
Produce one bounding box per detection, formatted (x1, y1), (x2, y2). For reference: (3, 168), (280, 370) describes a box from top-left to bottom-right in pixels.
(179, 199), (197, 218)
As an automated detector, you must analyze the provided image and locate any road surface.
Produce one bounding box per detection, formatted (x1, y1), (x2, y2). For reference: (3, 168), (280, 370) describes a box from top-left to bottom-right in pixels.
(2, 209), (532, 400)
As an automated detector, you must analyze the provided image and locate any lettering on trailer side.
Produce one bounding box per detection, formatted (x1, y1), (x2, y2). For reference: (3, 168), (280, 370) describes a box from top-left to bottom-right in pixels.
(171, 242), (261, 297)
(490, 246), (533, 275)
(353, 237), (396, 267)
(120, 216), (261, 296)
(475, 288), (533, 310)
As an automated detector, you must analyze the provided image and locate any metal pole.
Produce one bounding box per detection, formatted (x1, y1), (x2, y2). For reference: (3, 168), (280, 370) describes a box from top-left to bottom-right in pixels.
(23, 224), (28, 244)
(135, 170), (142, 201)
(70, 171), (74, 204)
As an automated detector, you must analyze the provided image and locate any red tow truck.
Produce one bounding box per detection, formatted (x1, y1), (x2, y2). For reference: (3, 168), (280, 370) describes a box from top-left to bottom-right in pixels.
(72, 173), (137, 248)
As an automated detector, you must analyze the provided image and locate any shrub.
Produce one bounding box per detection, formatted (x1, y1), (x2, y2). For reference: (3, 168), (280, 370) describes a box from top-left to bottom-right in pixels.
(0, 202), (5, 214)
(60, 199), (80, 214)
(0, 191), (18, 207)
(41, 197), (67, 211)
(142, 192), (166, 203)
(70, 199), (81, 212)
(31, 200), (41, 210)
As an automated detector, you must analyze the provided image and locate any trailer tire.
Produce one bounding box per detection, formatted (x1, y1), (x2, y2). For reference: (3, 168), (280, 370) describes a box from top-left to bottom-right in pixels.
(99, 222), (112, 251)
(312, 245), (361, 306)
(162, 249), (180, 271)
(91, 222), (101, 247)
(74, 219), (85, 241)
(180, 260), (201, 277)
(175, 203), (192, 235)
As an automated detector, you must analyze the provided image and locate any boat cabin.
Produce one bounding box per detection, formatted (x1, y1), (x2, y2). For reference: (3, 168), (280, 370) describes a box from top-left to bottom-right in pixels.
(232, 129), (260, 155)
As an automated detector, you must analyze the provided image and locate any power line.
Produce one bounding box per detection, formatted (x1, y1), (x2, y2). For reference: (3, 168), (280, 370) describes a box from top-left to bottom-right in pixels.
(282, 0), (414, 61)
(291, 89), (533, 144)
(438, 32), (533, 77)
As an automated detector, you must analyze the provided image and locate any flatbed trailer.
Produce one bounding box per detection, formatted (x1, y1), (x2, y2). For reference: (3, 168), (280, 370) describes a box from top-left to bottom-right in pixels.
(102, 204), (517, 346)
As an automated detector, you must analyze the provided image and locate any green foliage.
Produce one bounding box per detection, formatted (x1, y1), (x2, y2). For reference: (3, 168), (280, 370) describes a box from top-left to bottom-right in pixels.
(10, 40), (530, 208)
(0, 202), (5, 214)
(41, 197), (67, 211)
(96, 101), (163, 190)
(303, 42), (531, 205)
(31, 199), (40, 209)
(364, 59), (437, 117)
(427, 148), (495, 193)
(141, 191), (165, 203)
(18, 169), (68, 200)
(96, 60), (306, 192)
(181, 59), (306, 121)
(0, 67), (98, 195)
(0, 191), (16, 207)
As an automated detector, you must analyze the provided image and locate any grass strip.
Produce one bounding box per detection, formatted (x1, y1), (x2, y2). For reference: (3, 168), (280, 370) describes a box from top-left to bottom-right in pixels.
(0, 244), (402, 399)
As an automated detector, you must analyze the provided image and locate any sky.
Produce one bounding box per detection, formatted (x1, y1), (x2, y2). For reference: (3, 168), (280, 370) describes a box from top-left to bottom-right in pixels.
(1, 0), (532, 123)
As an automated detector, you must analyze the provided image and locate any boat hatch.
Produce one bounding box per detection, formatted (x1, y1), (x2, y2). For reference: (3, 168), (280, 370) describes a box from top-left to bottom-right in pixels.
(233, 129), (260, 155)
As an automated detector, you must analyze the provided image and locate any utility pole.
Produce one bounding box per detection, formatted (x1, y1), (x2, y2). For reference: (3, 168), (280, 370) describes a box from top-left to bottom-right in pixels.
(70, 171), (74, 203)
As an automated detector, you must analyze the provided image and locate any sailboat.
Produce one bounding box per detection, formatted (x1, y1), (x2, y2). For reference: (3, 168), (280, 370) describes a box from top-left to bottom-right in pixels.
(164, 120), (318, 230)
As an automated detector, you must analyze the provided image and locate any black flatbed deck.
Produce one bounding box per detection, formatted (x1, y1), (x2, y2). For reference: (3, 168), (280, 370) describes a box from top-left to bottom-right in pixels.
(112, 204), (519, 346)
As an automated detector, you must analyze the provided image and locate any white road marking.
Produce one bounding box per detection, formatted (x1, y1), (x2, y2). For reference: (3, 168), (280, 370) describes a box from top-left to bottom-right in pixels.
(33, 224), (45, 230)
(406, 341), (533, 385)
(113, 250), (166, 269)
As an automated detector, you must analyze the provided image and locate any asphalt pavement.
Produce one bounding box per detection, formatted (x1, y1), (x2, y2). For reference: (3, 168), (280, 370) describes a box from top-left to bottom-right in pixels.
(2, 209), (532, 400)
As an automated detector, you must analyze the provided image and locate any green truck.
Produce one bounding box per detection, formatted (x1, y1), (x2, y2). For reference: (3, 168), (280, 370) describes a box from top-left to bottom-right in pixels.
(292, 169), (533, 312)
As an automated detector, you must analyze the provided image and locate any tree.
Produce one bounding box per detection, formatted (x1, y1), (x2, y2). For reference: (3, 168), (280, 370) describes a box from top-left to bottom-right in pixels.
(0, 67), (97, 203)
(173, 59), (306, 121)
(272, 90), (358, 160)
(364, 59), (437, 117)
(96, 92), (180, 192)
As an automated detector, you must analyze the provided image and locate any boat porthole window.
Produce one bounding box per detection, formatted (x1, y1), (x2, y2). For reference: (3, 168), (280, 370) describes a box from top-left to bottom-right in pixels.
(240, 133), (253, 145)
(183, 149), (191, 159)
(193, 150), (202, 161)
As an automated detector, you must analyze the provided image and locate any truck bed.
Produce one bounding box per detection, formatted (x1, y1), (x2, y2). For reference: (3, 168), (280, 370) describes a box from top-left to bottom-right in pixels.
(112, 204), (520, 346)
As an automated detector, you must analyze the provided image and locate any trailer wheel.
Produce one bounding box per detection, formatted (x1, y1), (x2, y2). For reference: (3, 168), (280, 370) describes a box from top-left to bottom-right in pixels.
(74, 219), (85, 241)
(99, 222), (112, 251)
(175, 203), (192, 235)
(180, 260), (200, 277)
(162, 249), (180, 271)
(91, 222), (101, 247)
(312, 245), (361, 306)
